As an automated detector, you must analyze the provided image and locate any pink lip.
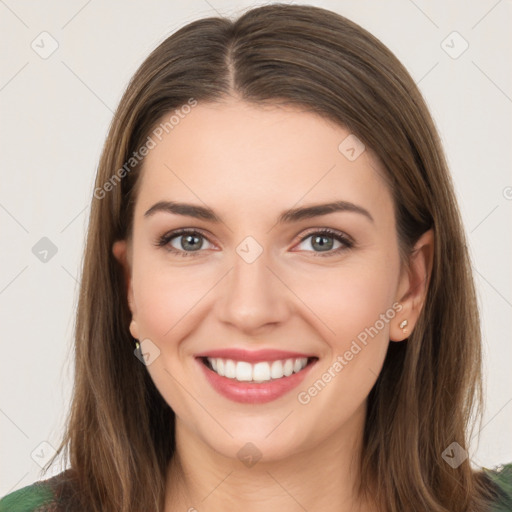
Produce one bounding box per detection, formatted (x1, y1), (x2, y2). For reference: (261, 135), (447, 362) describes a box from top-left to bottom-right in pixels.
(196, 355), (318, 404)
(195, 348), (315, 363)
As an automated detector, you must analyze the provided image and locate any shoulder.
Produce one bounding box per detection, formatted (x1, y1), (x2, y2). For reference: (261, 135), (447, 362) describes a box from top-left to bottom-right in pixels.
(0, 480), (55, 512)
(480, 462), (512, 511)
(0, 470), (75, 512)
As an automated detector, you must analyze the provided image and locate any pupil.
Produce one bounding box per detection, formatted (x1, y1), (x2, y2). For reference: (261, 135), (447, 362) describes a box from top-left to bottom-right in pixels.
(313, 235), (332, 251)
(182, 234), (201, 251)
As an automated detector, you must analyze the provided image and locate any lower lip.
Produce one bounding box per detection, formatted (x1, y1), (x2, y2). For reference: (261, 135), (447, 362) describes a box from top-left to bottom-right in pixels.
(197, 358), (317, 404)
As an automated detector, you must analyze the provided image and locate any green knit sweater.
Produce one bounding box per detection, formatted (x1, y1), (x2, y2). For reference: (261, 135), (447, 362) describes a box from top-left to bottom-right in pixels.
(1, 463), (511, 511)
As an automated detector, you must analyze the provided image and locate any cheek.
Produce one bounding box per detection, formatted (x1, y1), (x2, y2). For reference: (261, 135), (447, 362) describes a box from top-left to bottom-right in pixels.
(293, 261), (398, 434)
(130, 258), (211, 417)
(338, 273), (395, 343)
(131, 251), (213, 340)
(295, 256), (398, 347)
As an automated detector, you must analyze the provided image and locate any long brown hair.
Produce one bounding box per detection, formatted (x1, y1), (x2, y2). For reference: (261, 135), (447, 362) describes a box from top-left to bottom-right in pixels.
(44, 4), (498, 511)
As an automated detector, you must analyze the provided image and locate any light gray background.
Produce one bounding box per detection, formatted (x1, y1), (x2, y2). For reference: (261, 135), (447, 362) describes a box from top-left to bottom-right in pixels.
(1, 0), (511, 496)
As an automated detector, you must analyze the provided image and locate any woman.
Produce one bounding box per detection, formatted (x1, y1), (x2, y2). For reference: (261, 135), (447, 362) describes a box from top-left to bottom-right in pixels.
(1, 4), (510, 511)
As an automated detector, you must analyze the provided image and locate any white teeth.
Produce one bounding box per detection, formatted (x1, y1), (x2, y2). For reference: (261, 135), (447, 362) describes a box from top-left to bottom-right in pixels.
(216, 359), (225, 377)
(283, 359), (294, 377)
(293, 358), (303, 373)
(225, 359), (236, 379)
(236, 361), (253, 381)
(253, 362), (271, 382)
(270, 360), (284, 379)
(205, 356), (309, 382)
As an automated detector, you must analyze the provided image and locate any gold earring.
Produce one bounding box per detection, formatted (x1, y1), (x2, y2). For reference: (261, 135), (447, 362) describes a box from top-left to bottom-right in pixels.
(399, 320), (409, 335)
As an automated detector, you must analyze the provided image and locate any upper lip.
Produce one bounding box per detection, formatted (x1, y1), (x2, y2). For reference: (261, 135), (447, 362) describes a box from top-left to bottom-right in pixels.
(195, 348), (316, 363)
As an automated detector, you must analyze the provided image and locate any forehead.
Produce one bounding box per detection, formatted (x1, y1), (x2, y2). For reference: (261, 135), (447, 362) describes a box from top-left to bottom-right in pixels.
(135, 99), (391, 219)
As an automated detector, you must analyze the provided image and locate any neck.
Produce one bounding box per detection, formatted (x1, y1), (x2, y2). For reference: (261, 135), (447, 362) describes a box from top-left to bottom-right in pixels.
(164, 403), (373, 512)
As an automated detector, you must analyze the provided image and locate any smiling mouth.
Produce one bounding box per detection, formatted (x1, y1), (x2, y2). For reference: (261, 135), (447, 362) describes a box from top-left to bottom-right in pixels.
(199, 356), (318, 383)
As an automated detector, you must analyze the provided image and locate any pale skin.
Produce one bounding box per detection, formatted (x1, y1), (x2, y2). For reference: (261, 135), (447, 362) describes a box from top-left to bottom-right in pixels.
(113, 97), (434, 511)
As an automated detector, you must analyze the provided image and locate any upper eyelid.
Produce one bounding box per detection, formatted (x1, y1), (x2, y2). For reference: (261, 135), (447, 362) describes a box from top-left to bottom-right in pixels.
(165, 227), (216, 245)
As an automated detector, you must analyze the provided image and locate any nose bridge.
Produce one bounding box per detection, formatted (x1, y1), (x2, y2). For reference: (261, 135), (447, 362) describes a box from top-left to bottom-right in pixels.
(217, 239), (288, 331)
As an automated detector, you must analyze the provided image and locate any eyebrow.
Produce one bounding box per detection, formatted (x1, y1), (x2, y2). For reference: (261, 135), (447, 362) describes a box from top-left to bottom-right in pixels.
(144, 200), (374, 224)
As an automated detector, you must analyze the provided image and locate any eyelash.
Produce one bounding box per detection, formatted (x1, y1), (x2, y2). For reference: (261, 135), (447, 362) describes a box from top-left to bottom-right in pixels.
(155, 228), (354, 258)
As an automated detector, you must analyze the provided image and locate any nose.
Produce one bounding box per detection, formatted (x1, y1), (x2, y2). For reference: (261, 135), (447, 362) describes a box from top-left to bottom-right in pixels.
(216, 246), (291, 334)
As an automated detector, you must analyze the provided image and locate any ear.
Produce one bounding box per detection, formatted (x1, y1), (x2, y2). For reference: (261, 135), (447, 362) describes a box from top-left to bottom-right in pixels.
(390, 228), (434, 342)
(112, 239), (139, 339)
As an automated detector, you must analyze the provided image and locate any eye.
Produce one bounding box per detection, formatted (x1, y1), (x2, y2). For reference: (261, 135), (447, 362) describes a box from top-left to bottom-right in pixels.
(155, 227), (354, 258)
(155, 228), (214, 257)
(294, 228), (353, 257)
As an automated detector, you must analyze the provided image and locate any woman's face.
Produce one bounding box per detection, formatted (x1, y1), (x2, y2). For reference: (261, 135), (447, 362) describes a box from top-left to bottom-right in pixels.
(113, 98), (417, 463)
